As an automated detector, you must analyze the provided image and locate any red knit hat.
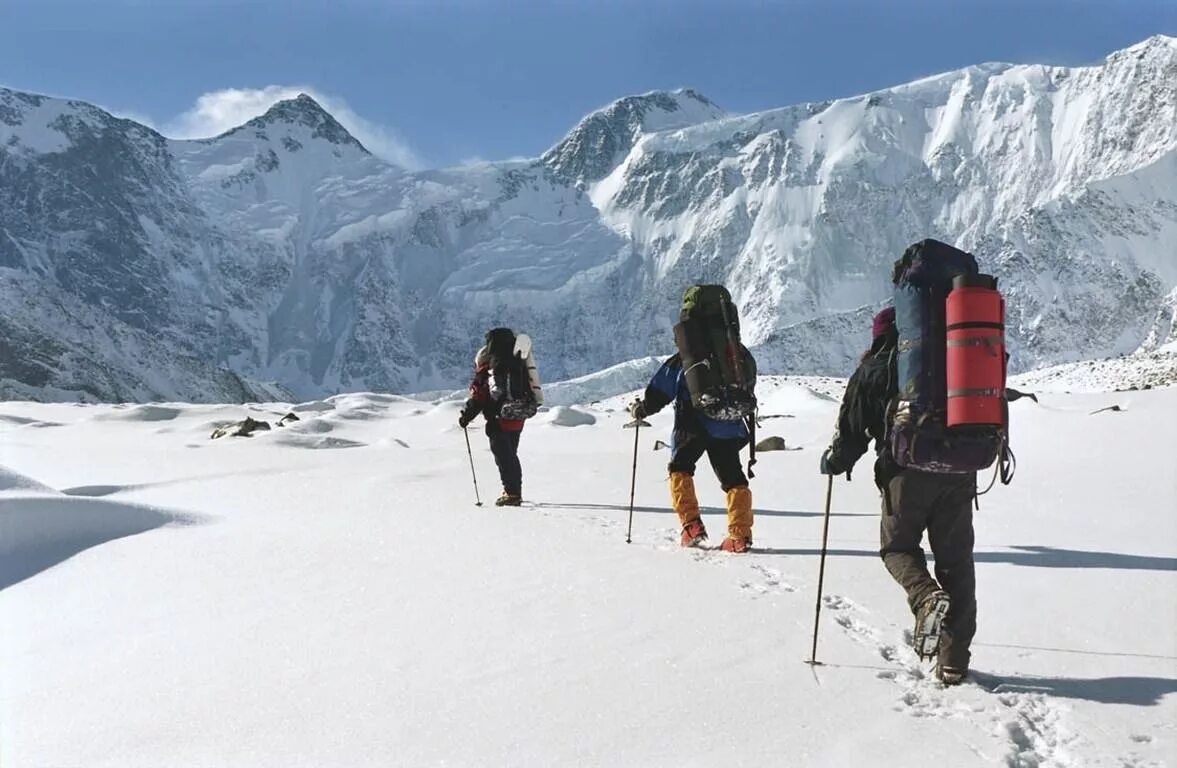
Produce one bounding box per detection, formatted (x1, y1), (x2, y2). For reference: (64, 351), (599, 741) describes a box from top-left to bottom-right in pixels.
(872, 307), (896, 339)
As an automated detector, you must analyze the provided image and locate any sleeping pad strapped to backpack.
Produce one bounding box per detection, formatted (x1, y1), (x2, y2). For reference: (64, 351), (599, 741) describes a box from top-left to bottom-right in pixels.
(890, 239), (1012, 480)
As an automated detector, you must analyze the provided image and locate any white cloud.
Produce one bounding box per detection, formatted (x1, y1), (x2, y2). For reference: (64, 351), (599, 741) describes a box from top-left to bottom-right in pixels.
(161, 86), (423, 170)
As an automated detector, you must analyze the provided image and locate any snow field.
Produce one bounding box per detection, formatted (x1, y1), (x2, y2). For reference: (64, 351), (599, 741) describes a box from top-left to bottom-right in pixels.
(1, 380), (1174, 767)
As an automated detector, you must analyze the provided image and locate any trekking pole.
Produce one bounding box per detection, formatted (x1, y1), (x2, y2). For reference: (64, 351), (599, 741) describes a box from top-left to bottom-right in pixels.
(807, 474), (835, 665)
(622, 418), (650, 543)
(463, 427), (483, 507)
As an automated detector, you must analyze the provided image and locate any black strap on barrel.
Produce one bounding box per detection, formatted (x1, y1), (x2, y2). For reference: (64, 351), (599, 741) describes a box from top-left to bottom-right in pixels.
(946, 321), (1004, 331)
(947, 387), (1004, 398)
(947, 337), (1003, 348)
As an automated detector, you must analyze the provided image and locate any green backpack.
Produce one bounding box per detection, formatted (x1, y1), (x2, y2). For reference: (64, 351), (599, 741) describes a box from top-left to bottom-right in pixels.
(672, 285), (758, 421)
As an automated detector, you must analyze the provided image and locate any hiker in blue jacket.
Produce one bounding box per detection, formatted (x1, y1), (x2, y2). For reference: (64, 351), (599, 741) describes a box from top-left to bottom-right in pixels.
(630, 355), (754, 552)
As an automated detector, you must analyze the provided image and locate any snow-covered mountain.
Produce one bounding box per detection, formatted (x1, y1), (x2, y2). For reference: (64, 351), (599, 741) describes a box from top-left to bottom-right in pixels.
(2, 37), (1176, 402)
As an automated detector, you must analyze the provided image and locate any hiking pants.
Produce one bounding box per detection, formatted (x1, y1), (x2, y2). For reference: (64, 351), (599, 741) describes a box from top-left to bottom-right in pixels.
(488, 428), (522, 496)
(668, 434), (748, 491)
(880, 469), (977, 668)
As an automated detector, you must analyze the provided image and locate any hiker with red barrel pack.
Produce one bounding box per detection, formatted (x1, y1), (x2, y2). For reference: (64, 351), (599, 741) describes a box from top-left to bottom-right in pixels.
(459, 328), (543, 506)
(629, 285), (759, 553)
(820, 240), (1015, 686)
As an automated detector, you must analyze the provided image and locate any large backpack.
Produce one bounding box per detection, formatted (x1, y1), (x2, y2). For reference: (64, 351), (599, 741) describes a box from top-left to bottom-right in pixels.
(888, 239), (1013, 482)
(485, 328), (542, 421)
(672, 285), (758, 421)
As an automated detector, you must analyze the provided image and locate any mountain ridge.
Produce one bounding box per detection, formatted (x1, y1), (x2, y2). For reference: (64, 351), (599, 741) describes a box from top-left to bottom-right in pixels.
(1, 37), (1175, 402)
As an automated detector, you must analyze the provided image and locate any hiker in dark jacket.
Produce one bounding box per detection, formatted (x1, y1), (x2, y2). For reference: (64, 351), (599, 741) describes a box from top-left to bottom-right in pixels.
(630, 355), (754, 552)
(820, 307), (977, 685)
(458, 328), (535, 507)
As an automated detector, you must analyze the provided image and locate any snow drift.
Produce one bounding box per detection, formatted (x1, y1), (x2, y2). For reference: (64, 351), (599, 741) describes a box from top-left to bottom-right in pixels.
(0, 466), (200, 589)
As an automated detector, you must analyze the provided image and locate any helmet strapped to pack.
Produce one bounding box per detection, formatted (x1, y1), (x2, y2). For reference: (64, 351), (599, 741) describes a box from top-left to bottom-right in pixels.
(889, 239), (1014, 484)
(672, 285), (758, 422)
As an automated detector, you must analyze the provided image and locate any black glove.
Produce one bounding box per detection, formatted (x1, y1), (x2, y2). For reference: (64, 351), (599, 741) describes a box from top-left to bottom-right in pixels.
(820, 448), (847, 477)
(628, 399), (648, 420)
(458, 413), (473, 429)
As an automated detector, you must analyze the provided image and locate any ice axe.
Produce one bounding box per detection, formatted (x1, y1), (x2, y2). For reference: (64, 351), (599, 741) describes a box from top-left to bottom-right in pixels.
(623, 418), (651, 543)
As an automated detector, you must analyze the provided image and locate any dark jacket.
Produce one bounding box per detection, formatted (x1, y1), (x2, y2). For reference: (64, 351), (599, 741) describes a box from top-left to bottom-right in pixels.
(460, 363), (524, 433)
(827, 331), (901, 487)
(642, 354), (749, 449)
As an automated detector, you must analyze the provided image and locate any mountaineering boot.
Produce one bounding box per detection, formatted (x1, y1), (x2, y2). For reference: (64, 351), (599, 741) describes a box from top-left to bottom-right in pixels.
(669, 472), (707, 546)
(913, 590), (952, 661)
(495, 491), (523, 507)
(719, 536), (750, 553)
(936, 663), (968, 686)
(680, 518), (708, 548)
(721, 486), (753, 553)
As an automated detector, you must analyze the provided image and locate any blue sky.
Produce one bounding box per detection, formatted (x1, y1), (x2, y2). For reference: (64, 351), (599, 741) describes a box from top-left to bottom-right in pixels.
(1, 0), (1174, 168)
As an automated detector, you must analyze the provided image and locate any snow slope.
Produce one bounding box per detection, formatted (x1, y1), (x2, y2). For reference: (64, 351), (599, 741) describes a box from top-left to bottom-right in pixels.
(3, 37), (1177, 401)
(542, 355), (665, 406)
(1, 381), (1174, 766)
(1010, 349), (1177, 393)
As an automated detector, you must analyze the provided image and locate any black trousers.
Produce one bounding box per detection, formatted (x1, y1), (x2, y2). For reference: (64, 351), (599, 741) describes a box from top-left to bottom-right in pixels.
(880, 469), (977, 668)
(668, 433), (748, 491)
(488, 428), (522, 496)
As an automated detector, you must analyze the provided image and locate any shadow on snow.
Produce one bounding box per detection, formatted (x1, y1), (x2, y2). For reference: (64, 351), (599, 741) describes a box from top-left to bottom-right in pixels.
(0, 496), (205, 591)
(749, 545), (1177, 572)
(537, 502), (871, 519)
(971, 671), (1177, 707)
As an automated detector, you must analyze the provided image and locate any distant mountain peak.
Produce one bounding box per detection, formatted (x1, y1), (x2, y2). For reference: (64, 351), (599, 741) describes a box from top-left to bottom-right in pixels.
(1108, 33), (1177, 65)
(222, 93), (368, 153)
(542, 88), (725, 185)
(618, 87), (721, 113)
(1133, 33), (1177, 49)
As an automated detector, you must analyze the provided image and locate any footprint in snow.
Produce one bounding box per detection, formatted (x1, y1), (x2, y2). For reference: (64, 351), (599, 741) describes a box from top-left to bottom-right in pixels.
(990, 692), (1078, 768)
(823, 592), (1080, 766)
(822, 594), (858, 611)
(737, 564), (798, 598)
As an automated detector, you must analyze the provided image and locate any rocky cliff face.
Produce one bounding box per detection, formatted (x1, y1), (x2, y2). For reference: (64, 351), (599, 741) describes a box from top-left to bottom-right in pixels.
(2, 37), (1175, 402)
